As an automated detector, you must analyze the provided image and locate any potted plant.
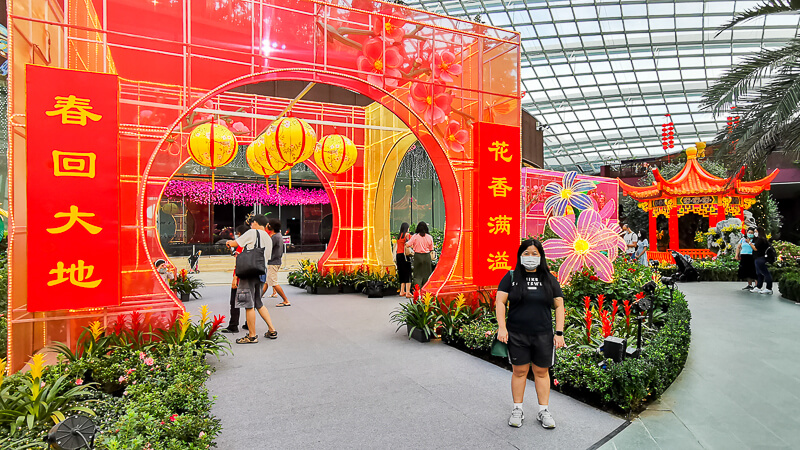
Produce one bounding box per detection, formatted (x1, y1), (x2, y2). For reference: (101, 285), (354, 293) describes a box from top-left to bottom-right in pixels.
(340, 269), (358, 293)
(169, 269), (204, 302)
(380, 269), (399, 296)
(314, 268), (340, 295)
(435, 293), (469, 344)
(389, 294), (439, 342)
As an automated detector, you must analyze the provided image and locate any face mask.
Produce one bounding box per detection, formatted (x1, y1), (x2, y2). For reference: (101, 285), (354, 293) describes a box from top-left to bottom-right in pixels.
(754, 232), (759, 238)
(520, 255), (540, 270)
(158, 267), (167, 274)
(747, 233), (754, 238)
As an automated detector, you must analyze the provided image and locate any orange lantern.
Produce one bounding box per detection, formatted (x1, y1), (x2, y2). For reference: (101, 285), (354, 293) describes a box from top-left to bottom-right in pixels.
(249, 134), (289, 192)
(187, 120), (238, 189)
(263, 117), (317, 187)
(314, 134), (358, 174)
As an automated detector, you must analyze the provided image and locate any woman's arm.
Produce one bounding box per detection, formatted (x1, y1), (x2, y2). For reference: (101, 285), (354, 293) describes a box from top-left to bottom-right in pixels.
(554, 296), (565, 348)
(496, 290), (509, 343)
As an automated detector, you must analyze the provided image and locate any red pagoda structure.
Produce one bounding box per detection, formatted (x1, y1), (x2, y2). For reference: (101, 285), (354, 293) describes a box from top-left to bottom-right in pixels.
(619, 143), (779, 260)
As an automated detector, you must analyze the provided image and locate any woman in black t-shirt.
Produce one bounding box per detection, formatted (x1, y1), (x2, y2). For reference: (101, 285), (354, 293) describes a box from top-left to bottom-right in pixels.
(496, 238), (565, 429)
(751, 226), (773, 294)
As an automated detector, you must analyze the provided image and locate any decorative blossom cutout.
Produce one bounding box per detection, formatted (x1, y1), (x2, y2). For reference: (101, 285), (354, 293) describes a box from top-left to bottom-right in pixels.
(444, 120), (469, 152)
(357, 38), (403, 88)
(409, 81), (452, 125)
(433, 51), (463, 83)
(543, 171), (596, 216)
(371, 13), (406, 44)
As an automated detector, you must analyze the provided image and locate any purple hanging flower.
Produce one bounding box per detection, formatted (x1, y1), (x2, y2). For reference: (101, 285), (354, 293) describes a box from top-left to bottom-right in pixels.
(164, 180), (330, 206)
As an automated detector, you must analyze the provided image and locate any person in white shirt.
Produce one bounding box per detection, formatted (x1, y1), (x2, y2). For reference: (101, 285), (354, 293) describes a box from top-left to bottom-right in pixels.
(635, 233), (649, 266)
(621, 224), (638, 260)
(226, 214), (278, 343)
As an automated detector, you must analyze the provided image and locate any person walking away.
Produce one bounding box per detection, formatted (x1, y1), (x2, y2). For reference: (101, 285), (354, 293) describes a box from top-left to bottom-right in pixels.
(263, 218), (291, 306)
(496, 239), (565, 429)
(395, 222), (412, 298)
(222, 224), (250, 333)
(750, 227), (773, 295)
(736, 227), (757, 291)
(406, 221), (434, 289)
(621, 224), (638, 260)
(226, 214), (278, 343)
(635, 232), (649, 266)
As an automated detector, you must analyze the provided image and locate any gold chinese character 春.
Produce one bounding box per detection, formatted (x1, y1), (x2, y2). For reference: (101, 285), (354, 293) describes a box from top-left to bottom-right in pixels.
(487, 251), (513, 271)
(47, 260), (102, 288)
(488, 177), (513, 197)
(488, 215), (513, 235)
(52, 151), (96, 178)
(47, 205), (102, 235)
(45, 95), (102, 126)
(488, 141), (512, 163)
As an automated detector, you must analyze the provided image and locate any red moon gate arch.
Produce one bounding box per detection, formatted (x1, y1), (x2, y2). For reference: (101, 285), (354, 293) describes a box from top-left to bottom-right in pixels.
(7, 0), (521, 371)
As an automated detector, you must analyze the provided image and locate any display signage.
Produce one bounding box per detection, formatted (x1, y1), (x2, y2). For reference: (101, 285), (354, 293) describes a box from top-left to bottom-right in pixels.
(26, 65), (121, 312)
(679, 196), (716, 205)
(473, 122), (521, 287)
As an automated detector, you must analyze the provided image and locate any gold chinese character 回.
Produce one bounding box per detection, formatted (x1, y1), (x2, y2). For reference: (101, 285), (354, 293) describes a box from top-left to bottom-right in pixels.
(47, 260), (102, 288)
(488, 141), (512, 163)
(488, 215), (513, 235)
(487, 251), (513, 271)
(45, 95), (102, 126)
(46, 205), (102, 235)
(488, 177), (513, 197)
(52, 151), (96, 178)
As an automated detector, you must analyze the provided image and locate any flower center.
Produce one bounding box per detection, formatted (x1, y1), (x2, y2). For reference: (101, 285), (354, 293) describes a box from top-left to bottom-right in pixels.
(426, 95), (433, 105)
(385, 23), (394, 33)
(573, 238), (590, 254)
(440, 63), (450, 70)
(560, 188), (572, 199)
(447, 134), (455, 142)
(373, 59), (384, 71)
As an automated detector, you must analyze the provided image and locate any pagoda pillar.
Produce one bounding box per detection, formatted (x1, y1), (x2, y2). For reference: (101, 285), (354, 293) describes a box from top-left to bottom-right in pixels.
(709, 204), (725, 228)
(649, 212), (657, 248)
(669, 208), (679, 250)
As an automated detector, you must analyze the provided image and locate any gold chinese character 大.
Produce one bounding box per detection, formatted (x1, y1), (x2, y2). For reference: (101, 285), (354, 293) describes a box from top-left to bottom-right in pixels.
(487, 251), (513, 271)
(46, 205), (103, 235)
(488, 215), (513, 235)
(488, 177), (513, 197)
(488, 141), (512, 163)
(52, 151), (96, 178)
(45, 95), (102, 126)
(47, 260), (102, 288)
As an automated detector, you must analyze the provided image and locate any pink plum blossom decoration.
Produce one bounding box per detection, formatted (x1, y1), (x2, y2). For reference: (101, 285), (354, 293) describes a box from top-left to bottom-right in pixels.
(409, 81), (453, 125)
(357, 38), (403, 88)
(444, 120), (469, 152)
(433, 51), (463, 83)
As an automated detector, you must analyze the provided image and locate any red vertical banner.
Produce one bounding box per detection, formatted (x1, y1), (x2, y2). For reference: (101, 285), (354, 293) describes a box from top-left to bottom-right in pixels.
(26, 65), (120, 312)
(473, 123), (521, 287)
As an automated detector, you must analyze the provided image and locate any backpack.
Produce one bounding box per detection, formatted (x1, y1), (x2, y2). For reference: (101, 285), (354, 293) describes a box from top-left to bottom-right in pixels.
(765, 244), (777, 264)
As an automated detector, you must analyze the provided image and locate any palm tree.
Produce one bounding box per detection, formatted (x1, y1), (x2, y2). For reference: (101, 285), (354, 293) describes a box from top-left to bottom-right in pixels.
(701, 0), (800, 170)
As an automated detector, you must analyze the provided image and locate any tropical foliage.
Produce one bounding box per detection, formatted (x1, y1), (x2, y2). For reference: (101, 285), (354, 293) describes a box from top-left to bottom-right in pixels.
(169, 269), (204, 299)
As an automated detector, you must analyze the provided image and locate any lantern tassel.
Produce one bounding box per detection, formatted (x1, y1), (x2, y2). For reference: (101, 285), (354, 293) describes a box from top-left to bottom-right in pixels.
(276, 172), (280, 193)
(266, 177), (270, 194)
(289, 169), (292, 189)
(211, 170), (215, 191)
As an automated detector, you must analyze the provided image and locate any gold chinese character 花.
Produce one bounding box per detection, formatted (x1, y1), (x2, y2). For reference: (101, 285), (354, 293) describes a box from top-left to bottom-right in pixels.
(487, 251), (513, 271)
(47, 205), (103, 235)
(48, 260), (102, 288)
(488, 177), (513, 197)
(488, 215), (513, 235)
(52, 151), (96, 178)
(45, 95), (102, 126)
(488, 141), (512, 163)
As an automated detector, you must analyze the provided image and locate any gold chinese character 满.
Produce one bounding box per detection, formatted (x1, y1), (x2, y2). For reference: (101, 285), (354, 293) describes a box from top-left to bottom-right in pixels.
(487, 251), (513, 271)
(47, 260), (102, 288)
(52, 151), (96, 178)
(46, 205), (103, 235)
(488, 215), (513, 235)
(488, 177), (513, 197)
(45, 95), (102, 126)
(488, 141), (512, 163)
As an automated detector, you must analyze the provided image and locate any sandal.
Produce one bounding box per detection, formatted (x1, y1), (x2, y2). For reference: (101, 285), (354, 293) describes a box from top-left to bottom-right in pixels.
(236, 335), (258, 344)
(275, 302), (291, 307)
(265, 330), (278, 340)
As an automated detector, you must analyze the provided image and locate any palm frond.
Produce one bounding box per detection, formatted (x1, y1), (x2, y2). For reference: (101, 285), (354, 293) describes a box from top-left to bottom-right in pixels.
(716, 0), (799, 34)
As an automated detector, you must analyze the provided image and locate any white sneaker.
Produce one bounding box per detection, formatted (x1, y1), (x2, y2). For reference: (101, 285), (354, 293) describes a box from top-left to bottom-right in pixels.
(761, 289), (773, 295)
(751, 288), (763, 293)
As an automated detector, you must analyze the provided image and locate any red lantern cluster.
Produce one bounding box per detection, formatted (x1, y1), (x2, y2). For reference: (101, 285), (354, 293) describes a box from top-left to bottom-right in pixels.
(661, 114), (674, 150)
(726, 106), (740, 133)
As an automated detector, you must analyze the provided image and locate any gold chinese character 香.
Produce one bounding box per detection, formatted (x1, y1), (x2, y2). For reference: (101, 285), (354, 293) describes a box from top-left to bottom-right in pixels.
(488, 177), (513, 198)
(45, 95), (102, 126)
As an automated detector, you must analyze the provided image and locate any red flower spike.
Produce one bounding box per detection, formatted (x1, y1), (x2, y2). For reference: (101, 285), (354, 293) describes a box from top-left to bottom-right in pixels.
(612, 299), (618, 319)
(583, 296), (591, 311)
(209, 315), (225, 337)
(597, 295), (605, 313)
(635, 292), (645, 300)
(600, 309), (613, 338)
(623, 300), (632, 327)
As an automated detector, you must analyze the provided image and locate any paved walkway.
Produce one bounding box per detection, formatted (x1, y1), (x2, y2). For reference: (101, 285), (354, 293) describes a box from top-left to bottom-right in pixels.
(602, 282), (800, 450)
(186, 285), (623, 449)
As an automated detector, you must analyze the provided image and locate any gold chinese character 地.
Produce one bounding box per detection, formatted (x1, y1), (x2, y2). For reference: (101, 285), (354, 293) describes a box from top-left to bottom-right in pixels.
(46, 205), (103, 235)
(487, 251), (513, 271)
(52, 151), (96, 178)
(488, 215), (513, 235)
(45, 95), (102, 126)
(488, 177), (513, 197)
(48, 260), (102, 288)
(488, 141), (512, 163)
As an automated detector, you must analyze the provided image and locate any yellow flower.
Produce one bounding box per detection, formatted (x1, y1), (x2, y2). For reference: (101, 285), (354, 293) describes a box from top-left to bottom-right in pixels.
(767, 234), (772, 239)
(0, 358), (5, 387)
(455, 293), (466, 308)
(178, 311), (192, 341)
(89, 321), (103, 341)
(27, 353), (45, 380)
(200, 305), (209, 325)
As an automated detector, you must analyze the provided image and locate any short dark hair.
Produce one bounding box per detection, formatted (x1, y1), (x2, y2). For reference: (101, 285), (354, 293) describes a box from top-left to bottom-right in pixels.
(155, 259), (166, 267)
(236, 224), (250, 235)
(252, 214), (269, 227)
(268, 218), (282, 232)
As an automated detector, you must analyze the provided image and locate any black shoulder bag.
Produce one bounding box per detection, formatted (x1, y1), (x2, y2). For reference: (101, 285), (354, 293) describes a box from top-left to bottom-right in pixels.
(235, 231), (266, 279)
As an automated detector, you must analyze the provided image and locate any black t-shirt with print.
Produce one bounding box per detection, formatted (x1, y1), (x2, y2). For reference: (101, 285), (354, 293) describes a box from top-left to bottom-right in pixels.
(753, 237), (769, 258)
(498, 271), (563, 334)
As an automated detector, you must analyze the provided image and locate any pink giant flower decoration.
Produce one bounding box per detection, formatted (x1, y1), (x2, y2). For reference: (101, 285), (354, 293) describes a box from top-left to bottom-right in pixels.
(433, 51), (463, 83)
(444, 120), (469, 152)
(543, 209), (625, 284)
(409, 81), (452, 125)
(357, 38), (403, 88)
(371, 15), (406, 44)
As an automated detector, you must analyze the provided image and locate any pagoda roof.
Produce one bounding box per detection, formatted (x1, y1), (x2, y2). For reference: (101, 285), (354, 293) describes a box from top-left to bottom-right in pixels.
(620, 145), (779, 201)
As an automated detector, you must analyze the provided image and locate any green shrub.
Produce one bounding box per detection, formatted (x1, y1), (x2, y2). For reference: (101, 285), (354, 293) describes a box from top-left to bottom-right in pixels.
(456, 317), (496, 351)
(779, 270), (800, 302)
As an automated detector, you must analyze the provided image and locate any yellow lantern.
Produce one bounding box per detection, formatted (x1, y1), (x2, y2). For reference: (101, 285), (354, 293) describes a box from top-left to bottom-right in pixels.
(248, 134), (289, 192)
(263, 117), (317, 187)
(314, 134), (358, 174)
(187, 121), (238, 189)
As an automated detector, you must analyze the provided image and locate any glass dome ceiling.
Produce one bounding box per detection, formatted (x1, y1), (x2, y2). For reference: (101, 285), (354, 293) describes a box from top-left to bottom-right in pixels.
(406, 0), (800, 172)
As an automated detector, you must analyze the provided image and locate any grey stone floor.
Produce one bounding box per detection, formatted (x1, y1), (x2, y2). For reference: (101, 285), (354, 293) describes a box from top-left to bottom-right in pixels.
(601, 282), (800, 450)
(186, 284), (624, 449)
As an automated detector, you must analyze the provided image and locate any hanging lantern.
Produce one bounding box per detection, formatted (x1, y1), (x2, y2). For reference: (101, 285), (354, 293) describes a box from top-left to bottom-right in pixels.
(263, 117), (317, 188)
(250, 134), (289, 193)
(188, 120), (238, 190)
(314, 134), (358, 175)
(246, 140), (276, 193)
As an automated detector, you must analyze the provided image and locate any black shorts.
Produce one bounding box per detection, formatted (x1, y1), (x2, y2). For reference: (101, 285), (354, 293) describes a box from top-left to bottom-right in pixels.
(507, 331), (555, 368)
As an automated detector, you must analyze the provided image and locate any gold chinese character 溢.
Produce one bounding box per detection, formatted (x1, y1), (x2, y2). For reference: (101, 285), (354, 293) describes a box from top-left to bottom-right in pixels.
(46, 205), (102, 235)
(52, 151), (96, 178)
(488, 215), (513, 235)
(488, 141), (512, 163)
(488, 177), (513, 197)
(47, 260), (102, 288)
(487, 251), (513, 271)
(45, 95), (102, 126)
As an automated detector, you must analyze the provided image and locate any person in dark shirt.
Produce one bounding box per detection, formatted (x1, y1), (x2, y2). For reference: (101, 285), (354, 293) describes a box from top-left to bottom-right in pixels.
(751, 226), (773, 294)
(496, 238), (565, 430)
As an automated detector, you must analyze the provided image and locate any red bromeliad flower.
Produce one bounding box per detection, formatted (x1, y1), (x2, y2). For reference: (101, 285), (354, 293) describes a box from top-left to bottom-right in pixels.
(113, 314), (126, 335)
(167, 311), (179, 330)
(209, 315), (225, 336)
(357, 38), (403, 89)
(611, 299), (618, 320)
(409, 81), (453, 125)
(371, 14), (406, 44)
(635, 292), (645, 300)
(600, 309), (613, 338)
(597, 294), (605, 312)
(623, 300), (632, 327)
(432, 50), (463, 83)
(584, 300), (593, 342)
(583, 296), (591, 311)
(444, 120), (469, 152)
(413, 285), (421, 302)
(130, 311), (143, 335)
